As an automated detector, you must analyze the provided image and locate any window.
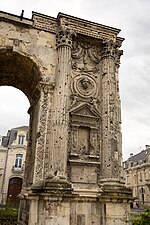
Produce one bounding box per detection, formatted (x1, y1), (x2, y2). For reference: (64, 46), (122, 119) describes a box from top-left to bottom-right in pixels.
(18, 135), (25, 145)
(140, 173), (142, 181)
(15, 154), (23, 168)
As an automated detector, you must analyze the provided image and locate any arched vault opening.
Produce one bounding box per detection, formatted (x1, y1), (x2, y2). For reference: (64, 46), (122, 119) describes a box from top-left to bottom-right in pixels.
(0, 48), (42, 102)
(0, 48), (43, 188)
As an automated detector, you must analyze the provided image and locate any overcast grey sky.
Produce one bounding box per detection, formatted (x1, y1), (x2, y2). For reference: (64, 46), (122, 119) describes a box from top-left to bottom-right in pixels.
(0, 0), (150, 160)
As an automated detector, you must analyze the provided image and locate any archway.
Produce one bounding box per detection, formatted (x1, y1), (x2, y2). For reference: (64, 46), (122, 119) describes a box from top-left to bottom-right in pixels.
(0, 48), (41, 102)
(0, 86), (30, 135)
(0, 48), (42, 188)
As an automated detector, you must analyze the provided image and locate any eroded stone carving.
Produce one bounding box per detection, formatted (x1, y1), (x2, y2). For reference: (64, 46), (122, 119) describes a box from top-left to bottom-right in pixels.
(72, 75), (97, 99)
(34, 79), (55, 182)
(56, 26), (76, 48)
(72, 40), (100, 73)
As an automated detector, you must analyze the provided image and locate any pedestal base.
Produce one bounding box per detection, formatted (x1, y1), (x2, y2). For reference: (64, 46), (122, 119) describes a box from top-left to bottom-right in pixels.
(18, 179), (133, 225)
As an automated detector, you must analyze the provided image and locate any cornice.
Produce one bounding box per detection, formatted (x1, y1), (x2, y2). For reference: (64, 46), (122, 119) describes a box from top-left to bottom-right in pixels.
(32, 11), (124, 42)
(126, 162), (150, 171)
(0, 10), (124, 43)
(58, 12), (121, 41)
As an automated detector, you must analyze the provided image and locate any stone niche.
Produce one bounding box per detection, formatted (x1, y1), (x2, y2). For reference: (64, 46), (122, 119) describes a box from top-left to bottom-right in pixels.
(68, 103), (101, 188)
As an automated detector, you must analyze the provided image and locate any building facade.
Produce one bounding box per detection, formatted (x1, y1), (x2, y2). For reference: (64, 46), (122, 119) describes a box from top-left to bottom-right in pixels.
(0, 126), (28, 206)
(0, 10), (133, 225)
(123, 146), (150, 207)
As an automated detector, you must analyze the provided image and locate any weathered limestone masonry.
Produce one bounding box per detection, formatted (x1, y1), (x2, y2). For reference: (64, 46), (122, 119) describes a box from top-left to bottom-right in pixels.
(0, 10), (133, 225)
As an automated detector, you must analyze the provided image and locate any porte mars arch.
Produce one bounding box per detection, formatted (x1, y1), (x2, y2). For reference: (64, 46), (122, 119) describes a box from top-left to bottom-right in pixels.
(0, 11), (133, 225)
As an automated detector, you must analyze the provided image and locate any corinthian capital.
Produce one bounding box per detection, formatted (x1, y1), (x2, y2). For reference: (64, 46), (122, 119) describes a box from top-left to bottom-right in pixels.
(115, 49), (123, 67)
(56, 26), (76, 48)
(101, 40), (117, 58)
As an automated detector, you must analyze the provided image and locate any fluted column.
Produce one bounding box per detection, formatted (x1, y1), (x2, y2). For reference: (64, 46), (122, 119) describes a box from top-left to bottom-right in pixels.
(115, 47), (123, 178)
(100, 40), (123, 181)
(51, 27), (75, 179)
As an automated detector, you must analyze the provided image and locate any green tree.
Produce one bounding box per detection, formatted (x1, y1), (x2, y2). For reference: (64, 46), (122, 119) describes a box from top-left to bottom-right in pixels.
(129, 209), (150, 225)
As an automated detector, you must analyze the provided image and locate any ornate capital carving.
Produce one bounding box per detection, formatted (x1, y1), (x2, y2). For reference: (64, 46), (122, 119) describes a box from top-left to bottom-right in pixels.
(30, 77), (55, 106)
(101, 40), (123, 65)
(56, 26), (76, 48)
(115, 49), (123, 67)
(37, 77), (55, 94)
(101, 40), (117, 58)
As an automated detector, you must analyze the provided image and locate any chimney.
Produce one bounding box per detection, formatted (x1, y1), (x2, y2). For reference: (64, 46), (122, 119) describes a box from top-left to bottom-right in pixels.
(130, 153), (133, 157)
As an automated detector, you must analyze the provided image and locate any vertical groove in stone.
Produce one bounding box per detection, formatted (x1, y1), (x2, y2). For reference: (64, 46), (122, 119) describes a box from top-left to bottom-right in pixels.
(101, 51), (116, 179)
(100, 41), (123, 181)
(52, 30), (73, 178)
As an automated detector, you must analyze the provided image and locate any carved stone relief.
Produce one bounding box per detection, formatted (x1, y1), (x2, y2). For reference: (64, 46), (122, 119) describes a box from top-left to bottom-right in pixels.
(33, 78), (55, 183)
(72, 39), (101, 73)
(72, 75), (97, 99)
(56, 26), (75, 48)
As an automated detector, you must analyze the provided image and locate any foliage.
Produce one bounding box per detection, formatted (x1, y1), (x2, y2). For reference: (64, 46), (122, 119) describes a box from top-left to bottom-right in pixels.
(0, 206), (18, 225)
(129, 209), (150, 225)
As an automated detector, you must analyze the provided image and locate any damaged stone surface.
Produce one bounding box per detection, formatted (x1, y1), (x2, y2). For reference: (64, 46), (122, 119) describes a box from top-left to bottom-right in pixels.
(0, 10), (133, 225)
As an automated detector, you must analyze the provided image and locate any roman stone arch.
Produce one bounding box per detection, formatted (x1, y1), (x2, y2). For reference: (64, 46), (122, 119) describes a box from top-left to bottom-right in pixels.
(0, 47), (42, 101)
(0, 46), (54, 189)
(0, 10), (133, 225)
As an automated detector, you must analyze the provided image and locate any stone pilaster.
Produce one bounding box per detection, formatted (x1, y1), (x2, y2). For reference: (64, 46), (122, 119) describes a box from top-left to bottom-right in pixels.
(100, 40), (123, 182)
(51, 27), (75, 179)
(32, 79), (54, 185)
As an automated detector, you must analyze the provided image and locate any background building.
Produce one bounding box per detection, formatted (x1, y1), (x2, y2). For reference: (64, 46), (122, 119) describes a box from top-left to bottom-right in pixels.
(0, 126), (28, 206)
(123, 146), (150, 207)
(0, 135), (2, 146)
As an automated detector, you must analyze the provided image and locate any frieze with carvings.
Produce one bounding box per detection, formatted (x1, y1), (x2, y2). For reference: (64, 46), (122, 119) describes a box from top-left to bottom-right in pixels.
(71, 39), (101, 73)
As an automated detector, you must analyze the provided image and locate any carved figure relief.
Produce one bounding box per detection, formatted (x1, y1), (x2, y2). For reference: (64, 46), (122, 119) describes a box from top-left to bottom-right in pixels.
(73, 75), (97, 99)
(90, 131), (98, 155)
(78, 127), (90, 155)
(70, 38), (101, 114)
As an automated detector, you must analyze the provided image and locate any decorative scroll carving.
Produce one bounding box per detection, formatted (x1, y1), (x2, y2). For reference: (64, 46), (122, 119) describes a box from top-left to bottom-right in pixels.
(72, 40), (100, 73)
(34, 78), (55, 183)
